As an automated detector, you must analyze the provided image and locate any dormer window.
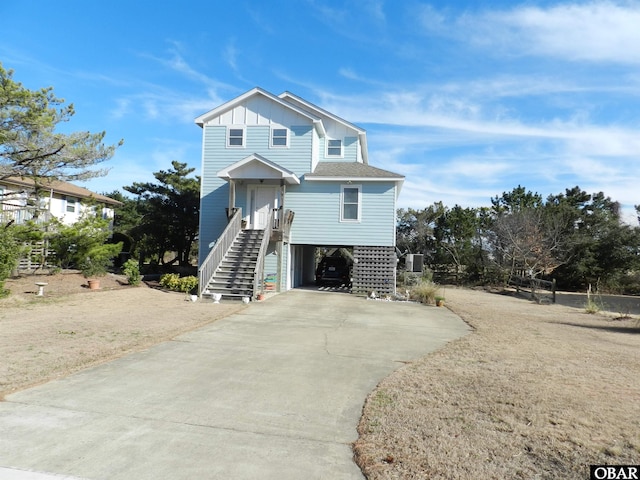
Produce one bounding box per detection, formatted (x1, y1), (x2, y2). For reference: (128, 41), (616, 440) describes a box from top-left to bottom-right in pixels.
(327, 139), (342, 157)
(227, 127), (245, 147)
(271, 128), (288, 147)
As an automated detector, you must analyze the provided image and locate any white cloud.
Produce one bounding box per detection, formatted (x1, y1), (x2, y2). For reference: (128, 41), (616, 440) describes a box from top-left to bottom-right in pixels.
(415, 4), (447, 33)
(362, 0), (386, 22)
(106, 87), (219, 127)
(464, 1), (640, 64)
(82, 139), (198, 195)
(224, 39), (239, 72)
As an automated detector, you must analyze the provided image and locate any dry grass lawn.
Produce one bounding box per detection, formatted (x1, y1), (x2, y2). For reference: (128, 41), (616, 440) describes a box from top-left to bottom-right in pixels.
(0, 272), (246, 398)
(354, 287), (640, 479)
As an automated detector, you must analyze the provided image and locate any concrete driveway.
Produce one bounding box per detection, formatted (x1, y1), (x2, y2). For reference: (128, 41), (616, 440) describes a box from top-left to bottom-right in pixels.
(0, 290), (469, 480)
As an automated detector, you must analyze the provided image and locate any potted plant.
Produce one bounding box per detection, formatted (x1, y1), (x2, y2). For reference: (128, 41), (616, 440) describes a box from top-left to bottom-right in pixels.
(435, 295), (446, 307)
(81, 243), (122, 290)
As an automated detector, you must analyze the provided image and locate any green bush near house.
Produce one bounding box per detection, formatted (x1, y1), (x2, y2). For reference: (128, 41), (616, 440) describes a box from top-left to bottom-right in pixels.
(80, 243), (123, 279)
(122, 259), (141, 286)
(160, 273), (198, 294)
(0, 227), (21, 297)
(49, 211), (122, 275)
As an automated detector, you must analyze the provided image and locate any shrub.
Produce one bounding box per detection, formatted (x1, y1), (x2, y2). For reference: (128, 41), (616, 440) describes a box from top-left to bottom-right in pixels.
(585, 284), (603, 314)
(49, 211), (121, 273)
(422, 267), (434, 283)
(160, 273), (180, 290)
(160, 273), (198, 294)
(0, 226), (21, 298)
(122, 259), (141, 286)
(80, 243), (122, 278)
(409, 281), (440, 305)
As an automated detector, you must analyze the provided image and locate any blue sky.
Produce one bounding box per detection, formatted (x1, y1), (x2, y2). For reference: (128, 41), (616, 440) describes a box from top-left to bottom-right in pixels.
(2, 0), (639, 222)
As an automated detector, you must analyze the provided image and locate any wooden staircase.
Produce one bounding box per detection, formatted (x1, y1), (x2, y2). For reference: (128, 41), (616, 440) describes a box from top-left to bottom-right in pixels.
(203, 230), (264, 299)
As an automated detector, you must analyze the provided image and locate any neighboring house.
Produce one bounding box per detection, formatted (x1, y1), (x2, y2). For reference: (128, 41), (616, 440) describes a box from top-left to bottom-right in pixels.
(0, 177), (122, 270)
(196, 87), (404, 298)
(0, 176), (121, 226)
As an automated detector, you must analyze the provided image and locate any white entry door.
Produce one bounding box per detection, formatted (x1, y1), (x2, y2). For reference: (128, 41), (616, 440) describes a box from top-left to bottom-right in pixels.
(250, 186), (277, 229)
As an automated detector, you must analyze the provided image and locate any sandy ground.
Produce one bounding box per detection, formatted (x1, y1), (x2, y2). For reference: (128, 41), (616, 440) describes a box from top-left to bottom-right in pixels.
(0, 272), (246, 397)
(354, 287), (640, 479)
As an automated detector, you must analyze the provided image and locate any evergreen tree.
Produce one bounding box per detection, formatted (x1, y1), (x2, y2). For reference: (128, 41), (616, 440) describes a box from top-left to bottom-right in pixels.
(123, 161), (199, 267)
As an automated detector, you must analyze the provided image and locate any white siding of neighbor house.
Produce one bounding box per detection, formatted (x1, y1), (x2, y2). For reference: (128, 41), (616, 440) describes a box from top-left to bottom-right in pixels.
(0, 184), (115, 226)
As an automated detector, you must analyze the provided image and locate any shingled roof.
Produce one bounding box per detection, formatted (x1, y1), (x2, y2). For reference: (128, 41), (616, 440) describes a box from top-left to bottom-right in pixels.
(305, 162), (404, 179)
(1, 177), (122, 206)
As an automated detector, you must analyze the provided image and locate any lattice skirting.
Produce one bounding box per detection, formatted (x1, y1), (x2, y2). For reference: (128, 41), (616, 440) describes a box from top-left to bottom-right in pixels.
(351, 245), (397, 295)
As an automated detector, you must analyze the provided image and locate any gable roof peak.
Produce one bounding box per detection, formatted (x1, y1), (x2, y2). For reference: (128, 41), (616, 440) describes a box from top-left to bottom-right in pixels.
(278, 91), (365, 134)
(194, 87), (321, 128)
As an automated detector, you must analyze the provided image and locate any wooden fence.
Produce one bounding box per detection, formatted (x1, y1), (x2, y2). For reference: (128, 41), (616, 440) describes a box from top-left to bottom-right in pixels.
(509, 274), (557, 303)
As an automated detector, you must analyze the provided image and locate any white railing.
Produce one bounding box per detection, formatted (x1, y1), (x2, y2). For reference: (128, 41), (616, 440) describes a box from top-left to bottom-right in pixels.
(253, 208), (275, 298)
(198, 208), (242, 297)
(0, 205), (52, 225)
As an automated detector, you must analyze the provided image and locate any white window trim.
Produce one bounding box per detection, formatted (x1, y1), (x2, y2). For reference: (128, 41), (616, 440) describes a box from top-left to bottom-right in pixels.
(227, 126), (246, 148)
(270, 127), (289, 148)
(340, 184), (361, 222)
(326, 138), (343, 158)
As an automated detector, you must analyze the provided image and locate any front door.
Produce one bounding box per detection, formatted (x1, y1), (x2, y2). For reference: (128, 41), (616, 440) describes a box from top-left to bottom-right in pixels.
(249, 186), (277, 229)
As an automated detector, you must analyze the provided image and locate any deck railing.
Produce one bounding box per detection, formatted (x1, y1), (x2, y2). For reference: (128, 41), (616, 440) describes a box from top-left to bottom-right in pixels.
(198, 207), (242, 297)
(271, 207), (295, 242)
(253, 208), (275, 298)
(0, 205), (52, 225)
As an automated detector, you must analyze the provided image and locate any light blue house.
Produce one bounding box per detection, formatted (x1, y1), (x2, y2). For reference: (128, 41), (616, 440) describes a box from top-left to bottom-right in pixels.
(196, 87), (404, 299)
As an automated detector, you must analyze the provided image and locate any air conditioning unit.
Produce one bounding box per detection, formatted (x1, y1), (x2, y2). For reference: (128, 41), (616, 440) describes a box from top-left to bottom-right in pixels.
(406, 254), (423, 273)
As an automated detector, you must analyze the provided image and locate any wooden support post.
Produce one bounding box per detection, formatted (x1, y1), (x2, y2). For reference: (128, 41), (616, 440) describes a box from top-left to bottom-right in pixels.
(276, 241), (283, 292)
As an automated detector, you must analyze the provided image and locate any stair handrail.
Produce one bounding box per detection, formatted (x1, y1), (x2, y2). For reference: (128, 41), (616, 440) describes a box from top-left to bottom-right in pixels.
(253, 208), (275, 298)
(198, 207), (242, 297)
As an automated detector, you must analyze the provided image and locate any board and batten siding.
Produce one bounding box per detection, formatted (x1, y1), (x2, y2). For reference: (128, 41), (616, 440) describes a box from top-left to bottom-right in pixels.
(214, 95), (313, 127)
(287, 181), (397, 246)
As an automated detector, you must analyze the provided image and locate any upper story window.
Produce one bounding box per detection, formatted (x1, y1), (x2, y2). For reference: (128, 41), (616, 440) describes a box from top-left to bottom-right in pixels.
(65, 196), (77, 213)
(227, 127), (245, 147)
(327, 139), (342, 157)
(341, 185), (361, 222)
(271, 128), (288, 147)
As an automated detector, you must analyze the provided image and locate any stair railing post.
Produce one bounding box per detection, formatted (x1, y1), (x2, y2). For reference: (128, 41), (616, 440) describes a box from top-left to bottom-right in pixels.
(253, 208), (274, 299)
